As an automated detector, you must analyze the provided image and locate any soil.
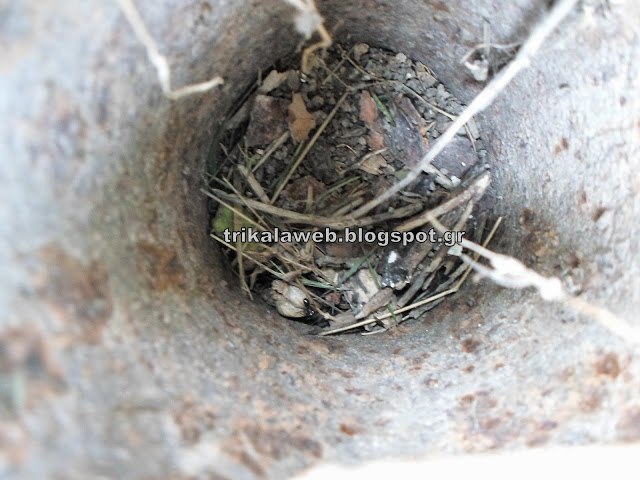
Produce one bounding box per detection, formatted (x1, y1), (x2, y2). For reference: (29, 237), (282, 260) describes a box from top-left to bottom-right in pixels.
(206, 42), (494, 335)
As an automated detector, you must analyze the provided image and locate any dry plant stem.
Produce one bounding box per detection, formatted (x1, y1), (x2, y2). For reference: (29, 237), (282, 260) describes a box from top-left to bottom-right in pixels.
(210, 233), (283, 278)
(221, 182), (335, 283)
(233, 210), (251, 298)
(396, 202), (475, 308)
(252, 132), (290, 172)
(459, 251), (640, 344)
(205, 189), (269, 232)
(116, 0), (224, 100)
(301, 24), (333, 73)
(347, 0), (580, 220)
(203, 188), (423, 228)
(238, 165), (270, 204)
(320, 217), (502, 336)
(397, 173), (490, 231)
(425, 214), (640, 344)
(284, 0), (333, 73)
(396, 82), (477, 152)
(331, 197), (365, 217)
(209, 185), (333, 284)
(270, 91), (349, 204)
(318, 58), (350, 89)
(460, 42), (521, 65)
(327, 191), (365, 215)
(563, 296), (640, 345)
(323, 46), (355, 84)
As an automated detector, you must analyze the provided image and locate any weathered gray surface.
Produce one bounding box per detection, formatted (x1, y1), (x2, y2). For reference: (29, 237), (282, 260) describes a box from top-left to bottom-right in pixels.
(1, 0), (639, 478)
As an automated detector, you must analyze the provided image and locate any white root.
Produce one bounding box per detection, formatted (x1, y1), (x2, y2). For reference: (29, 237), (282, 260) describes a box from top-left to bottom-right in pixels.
(116, 0), (224, 100)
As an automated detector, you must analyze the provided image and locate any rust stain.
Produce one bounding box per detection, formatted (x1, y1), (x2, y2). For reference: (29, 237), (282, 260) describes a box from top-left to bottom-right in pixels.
(617, 406), (640, 442)
(173, 395), (218, 444)
(36, 244), (112, 344)
(243, 425), (323, 461)
(459, 394), (475, 405)
(238, 450), (266, 477)
(339, 423), (361, 436)
(553, 137), (569, 156)
(592, 206), (606, 222)
(580, 388), (603, 412)
(595, 353), (621, 379)
(344, 387), (366, 396)
(461, 337), (481, 353)
(432, 1), (451, 13)
(577, 187), (588, 212)
(136, 241), (186, 291)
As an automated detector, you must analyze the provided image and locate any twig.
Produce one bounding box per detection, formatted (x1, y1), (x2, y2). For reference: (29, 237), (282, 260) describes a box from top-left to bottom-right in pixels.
(319, 217), (502, 336)
(210, 233), (281, 277)
(424, 214), (640, 344)
(116, 0), (224, 100)
(460, 41), (521, 65)
(233, 207), (251, 298)
(396, 201), (475, 309)
(252, 132), (290, 172)
(283, 0), (333, 72)
(322, 46), (355, 85)
(396, 173), (490, 231)
(270, 91), (348, 204)
(203, 188), (424, 229)
(238, 165), (270, 204)
(346, 0), (580, 219)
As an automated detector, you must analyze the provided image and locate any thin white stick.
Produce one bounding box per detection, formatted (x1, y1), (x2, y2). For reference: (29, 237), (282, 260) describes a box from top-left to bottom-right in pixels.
(116, 0), (224, 100)
(427, 215), (640, 345)
(346, 0), (580, 220)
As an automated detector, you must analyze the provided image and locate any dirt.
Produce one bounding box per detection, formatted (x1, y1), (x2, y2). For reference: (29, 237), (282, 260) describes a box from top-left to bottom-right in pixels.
(205, 42), (493, 335)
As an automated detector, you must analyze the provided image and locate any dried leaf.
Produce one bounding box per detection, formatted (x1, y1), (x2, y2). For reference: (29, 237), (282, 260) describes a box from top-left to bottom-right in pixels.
(359, 90), (378, 128)
(359, 153), (387, 175)
(258, 70), (288, 94)
(367, 131), (386, 150)
(288, 93), (316, 142)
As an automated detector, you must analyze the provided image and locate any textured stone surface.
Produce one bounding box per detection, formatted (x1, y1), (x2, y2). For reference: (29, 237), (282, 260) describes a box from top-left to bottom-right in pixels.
(1, 0), (639, 478)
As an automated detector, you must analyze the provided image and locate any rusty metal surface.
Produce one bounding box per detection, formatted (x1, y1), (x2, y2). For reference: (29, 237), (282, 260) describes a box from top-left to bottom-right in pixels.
(1, 0), (639, 478)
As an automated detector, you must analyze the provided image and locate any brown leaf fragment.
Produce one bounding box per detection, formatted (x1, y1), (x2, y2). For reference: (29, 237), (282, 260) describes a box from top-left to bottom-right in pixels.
(288, 93), (316, 142)
(361, 91), (390, 151)
(367, 130), (387, 151)
(245, 95), (288, 147)
(359, 153), (387, 175)
(257, 69), (288, 94)
(359, 90), (378, 128)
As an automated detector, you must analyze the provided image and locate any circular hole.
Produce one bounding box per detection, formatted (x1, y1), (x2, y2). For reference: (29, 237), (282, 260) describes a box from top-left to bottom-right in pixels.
(12, 0), (637, 477)
(206, 42), (495, 336)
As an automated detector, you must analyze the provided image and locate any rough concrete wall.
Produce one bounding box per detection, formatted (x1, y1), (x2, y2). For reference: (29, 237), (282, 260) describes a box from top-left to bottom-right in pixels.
(1, 0), (639, 479)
